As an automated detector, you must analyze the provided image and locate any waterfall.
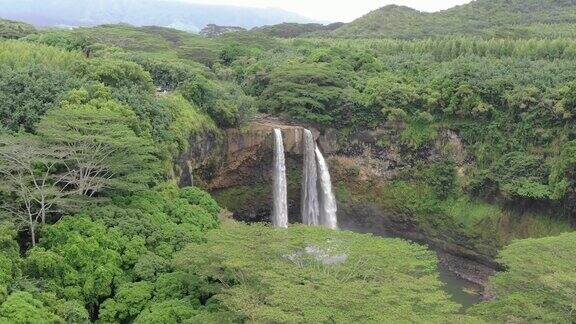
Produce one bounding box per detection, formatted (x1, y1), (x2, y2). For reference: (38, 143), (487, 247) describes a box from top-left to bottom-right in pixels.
(301, 129), (320, 225)
(272, 129), (288, 228)
(316, 146), (338, 230)
(270, 127), (337, 229)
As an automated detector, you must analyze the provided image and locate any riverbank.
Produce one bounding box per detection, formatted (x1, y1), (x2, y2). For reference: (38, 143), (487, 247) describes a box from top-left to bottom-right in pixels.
(337, 202), (500, 305)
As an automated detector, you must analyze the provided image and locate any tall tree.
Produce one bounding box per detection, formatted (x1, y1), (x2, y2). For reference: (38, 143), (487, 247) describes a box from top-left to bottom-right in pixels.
(0, 136), (66, 246)
(0, 85), (160, 246)
(37, 85), (160, 195)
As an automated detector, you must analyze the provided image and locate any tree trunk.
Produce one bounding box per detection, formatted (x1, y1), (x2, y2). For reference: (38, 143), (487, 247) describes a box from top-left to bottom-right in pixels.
(30, 223), (36, 247)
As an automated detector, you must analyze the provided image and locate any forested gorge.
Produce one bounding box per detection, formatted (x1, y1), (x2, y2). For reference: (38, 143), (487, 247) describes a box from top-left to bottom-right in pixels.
(1, 0), (576, 322)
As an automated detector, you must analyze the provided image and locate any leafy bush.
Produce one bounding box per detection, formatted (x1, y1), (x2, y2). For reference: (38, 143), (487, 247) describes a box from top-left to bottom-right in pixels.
(25, 217), (125, 310)
(25, 30), (90, 52)
(180, 77), (255, 128)
(426, 160), (457, 199)
(125, 55), (207, 91)
(400, 113), (439, 150)
(155, 93), (217, 157)
(488, 151), (550, 200)
(0, 223), (20, 304)
(84, 58), (154, 93)
(99, 281), (154, 323)
(549, 140), (576, 201)
(179, 187), (221, 218)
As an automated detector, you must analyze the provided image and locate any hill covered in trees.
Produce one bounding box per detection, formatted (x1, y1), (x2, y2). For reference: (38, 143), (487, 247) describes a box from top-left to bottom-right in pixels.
(0, 18), (35, 39)
(331, 0), (576, 39)
(252, 22), (345, 38)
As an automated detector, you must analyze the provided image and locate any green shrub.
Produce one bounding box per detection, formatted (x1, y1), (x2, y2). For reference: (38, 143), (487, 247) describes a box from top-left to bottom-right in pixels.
(179, 187), (221, 219)
(400, 115), (438, 150)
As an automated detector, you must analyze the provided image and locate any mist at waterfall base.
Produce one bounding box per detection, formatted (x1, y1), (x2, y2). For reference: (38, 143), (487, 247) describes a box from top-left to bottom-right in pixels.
(272, 128), (338, 230)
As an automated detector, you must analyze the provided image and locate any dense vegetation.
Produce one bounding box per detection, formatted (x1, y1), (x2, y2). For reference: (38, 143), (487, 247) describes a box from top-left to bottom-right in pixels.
(253, 22), (344, 38)
(1, 0), (576, 321)
(173, 222), (480, 322)
(0, 29), (249, 322)
(220, 36), (576, 225)
(331, 0), (576, 39)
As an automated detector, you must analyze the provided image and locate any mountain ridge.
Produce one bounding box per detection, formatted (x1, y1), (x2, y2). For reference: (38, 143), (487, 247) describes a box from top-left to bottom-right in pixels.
(0, 0), (313, 32)
(331, 0), (576, 38)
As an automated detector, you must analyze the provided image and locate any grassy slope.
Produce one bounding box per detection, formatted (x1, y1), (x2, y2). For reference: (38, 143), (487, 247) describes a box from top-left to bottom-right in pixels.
(175, 221), (481, 322)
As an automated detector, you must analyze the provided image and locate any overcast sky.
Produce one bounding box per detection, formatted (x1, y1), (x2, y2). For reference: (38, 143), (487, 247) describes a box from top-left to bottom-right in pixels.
(178, 0), (474, 22)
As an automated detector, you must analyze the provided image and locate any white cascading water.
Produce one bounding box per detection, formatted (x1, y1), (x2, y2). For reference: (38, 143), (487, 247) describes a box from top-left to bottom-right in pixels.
(301, 129), (320, 225)
(272, 129), (288, 228)
(315, 146), (338, 229)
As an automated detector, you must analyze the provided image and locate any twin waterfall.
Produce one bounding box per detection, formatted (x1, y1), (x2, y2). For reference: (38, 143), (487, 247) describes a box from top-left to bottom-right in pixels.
(272, 128), (338, 230)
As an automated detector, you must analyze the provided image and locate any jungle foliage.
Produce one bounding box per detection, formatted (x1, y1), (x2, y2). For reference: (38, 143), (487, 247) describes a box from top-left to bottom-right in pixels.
(331, 0), (576, 39)
(470, 232), (576, 323)
(0, 19), (35, 39)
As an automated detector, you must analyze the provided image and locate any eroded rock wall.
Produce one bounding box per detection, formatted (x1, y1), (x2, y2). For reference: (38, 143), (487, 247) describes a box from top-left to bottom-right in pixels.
(176, 119), (503, 294)
(176, 119), (319, 222)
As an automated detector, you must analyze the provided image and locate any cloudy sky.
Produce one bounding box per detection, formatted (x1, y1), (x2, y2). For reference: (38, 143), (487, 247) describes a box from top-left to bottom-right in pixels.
(180, 0), (474, 22)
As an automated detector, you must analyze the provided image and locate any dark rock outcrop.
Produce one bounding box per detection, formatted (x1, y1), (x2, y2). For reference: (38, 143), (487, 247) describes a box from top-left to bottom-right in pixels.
(209, 121), (318, 189)
(176, 119), (319, 221)
(175, 129), (226, 188)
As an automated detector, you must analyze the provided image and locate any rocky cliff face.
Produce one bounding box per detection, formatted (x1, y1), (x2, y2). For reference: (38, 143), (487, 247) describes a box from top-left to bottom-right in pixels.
(175, 129), (225, 188)
(176, 118), (466, 226)
(175, 119), (504, 290)
(208, 120), (318, 190)
(176, 118), (320, 222)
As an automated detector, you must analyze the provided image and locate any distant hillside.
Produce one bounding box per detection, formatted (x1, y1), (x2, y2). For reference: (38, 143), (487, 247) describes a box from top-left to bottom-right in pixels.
(0, 0), (312, 32)
(332, 0), (576, 39)
(25, 24), (283, 66)
(200, 24), (246, 38)
(0, 18), (35, 39)
(252, 22), (345, 38)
